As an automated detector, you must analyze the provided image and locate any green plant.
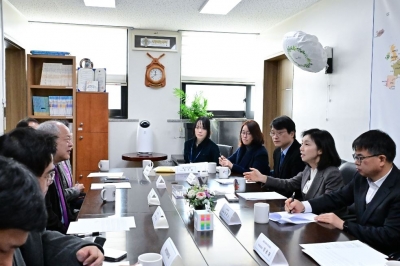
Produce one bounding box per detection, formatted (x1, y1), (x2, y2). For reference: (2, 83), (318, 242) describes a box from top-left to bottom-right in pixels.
(184, 184), (216, 211)
(173, 88), (213, 122)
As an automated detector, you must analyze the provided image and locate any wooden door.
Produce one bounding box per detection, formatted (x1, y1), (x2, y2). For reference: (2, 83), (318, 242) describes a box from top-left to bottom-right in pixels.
(277, 58), (293, 117)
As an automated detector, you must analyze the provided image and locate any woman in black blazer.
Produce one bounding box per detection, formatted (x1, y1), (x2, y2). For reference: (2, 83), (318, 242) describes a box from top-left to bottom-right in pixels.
(184, 117), (219, 164)
(219, 120), (270, 175)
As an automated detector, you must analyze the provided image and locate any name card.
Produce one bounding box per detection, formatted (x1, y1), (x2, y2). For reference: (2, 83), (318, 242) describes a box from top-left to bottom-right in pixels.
(186, 173), (199, 186)
(152, 206), (169, 229)
(219, 203), (241, 225)
(143, 164), (153, 177)
(156, 175), (166, 189)
(254, 233), (288, 266)
(148, 188), (160, 205)
(194, 210), (214, 231)
(160, 237), (184, 266)
(176, 164), (197, 174)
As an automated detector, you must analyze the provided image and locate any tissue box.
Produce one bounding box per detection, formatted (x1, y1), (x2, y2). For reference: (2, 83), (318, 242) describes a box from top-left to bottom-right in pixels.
(194, 210), (214, 231)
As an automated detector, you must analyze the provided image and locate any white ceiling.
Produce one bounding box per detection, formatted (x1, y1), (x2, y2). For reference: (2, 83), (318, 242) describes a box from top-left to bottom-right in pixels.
(7, 0), (321, 33)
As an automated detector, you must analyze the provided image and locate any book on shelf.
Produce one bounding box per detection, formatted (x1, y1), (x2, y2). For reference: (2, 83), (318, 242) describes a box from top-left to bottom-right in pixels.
(40, 63), (72, 86)
(32, 96), (50, 116)
(48, 96), (73, 116)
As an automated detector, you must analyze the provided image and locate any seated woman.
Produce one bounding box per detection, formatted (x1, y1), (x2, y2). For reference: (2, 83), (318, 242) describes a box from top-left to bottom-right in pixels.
(244, 128), (343, 201)
(219, 120), (270, 175)
(184, 117), (219, 164)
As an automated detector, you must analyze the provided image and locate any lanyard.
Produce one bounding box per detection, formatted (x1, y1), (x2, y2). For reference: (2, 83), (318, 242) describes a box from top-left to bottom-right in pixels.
(190, 139), (203, 163)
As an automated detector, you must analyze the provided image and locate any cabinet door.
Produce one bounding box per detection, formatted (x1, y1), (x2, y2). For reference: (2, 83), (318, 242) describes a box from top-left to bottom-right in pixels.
(76, 132), (108, 171)
(76, 92), (108, 133)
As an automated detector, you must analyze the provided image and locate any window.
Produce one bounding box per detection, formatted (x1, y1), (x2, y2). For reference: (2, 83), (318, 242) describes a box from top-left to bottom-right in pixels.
(108, 84), (128, 119)
(182, 83), (254, 119)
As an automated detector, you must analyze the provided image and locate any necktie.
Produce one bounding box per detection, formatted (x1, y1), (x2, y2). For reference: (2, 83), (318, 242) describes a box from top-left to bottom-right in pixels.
(54, 168), (69, 227)
(279, 152), (285, 170)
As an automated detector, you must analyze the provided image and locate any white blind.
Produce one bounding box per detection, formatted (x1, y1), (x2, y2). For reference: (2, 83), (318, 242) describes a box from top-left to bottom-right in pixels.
(27, 23), (127, 84)
(181, 31), (259, 83)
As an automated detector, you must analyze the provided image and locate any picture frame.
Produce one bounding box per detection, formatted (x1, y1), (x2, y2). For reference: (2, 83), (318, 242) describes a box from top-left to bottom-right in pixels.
(132, 34), (177, 52)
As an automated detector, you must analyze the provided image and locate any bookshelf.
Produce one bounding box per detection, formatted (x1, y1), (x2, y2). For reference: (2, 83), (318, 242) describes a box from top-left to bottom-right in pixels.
(27, 54), (77, 178)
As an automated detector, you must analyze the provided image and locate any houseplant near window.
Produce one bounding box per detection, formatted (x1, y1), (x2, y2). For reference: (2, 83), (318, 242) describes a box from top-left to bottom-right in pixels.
(173, 88), (213, 122)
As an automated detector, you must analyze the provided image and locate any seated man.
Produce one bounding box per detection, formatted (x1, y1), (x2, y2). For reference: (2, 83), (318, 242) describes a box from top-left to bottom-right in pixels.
(0, 127), (104, 265)
(16, 117), (39, 129)
(286, 130), (400, 256)
(0, 156), (47, 266)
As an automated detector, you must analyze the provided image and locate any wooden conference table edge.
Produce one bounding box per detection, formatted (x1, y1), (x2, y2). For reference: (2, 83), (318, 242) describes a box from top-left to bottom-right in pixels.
(121, 152), (168, 162)
(79, 168), (356, 266)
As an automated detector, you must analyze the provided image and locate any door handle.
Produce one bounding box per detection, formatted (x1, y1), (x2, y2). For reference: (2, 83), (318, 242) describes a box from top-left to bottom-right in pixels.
(79, 136), (83, 140)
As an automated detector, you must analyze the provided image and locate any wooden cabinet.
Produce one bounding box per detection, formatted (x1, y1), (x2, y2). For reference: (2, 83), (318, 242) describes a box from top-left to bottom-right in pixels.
(75, 92), (108, 191)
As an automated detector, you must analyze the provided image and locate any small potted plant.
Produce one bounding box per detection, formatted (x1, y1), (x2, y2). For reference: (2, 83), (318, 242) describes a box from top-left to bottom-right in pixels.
(184, 184), (216, 211)
(173, 88), (213, 122)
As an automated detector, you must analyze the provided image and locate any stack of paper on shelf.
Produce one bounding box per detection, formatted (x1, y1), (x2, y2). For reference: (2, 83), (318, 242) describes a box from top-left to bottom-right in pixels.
(40, 63), (72, 86)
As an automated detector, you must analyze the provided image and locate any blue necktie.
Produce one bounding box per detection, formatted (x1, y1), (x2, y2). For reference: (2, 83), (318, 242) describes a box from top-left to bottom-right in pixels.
(279, 152), (285, 170)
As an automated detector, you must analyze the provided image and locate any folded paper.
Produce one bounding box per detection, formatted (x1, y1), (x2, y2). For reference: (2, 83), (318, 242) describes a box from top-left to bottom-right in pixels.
(254, 233), (288, 266)
(152, 206), (169, 229)
(186, 173), (199, 185)
(161, 237), (184, 266)
(148, 188), (160, 205)
(156, 175), (166, 189)
(219, 203), (241, 225)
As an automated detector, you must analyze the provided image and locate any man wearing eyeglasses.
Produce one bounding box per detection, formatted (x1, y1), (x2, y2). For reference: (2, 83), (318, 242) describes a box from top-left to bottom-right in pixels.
(285, 130), (400, 256)
(0, 127), (104, 266)
(268, 116), (305, 197)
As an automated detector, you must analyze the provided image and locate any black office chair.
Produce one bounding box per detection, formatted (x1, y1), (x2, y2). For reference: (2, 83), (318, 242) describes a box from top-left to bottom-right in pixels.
(339, 162), (358, 220)
(217, 144), (233, 158)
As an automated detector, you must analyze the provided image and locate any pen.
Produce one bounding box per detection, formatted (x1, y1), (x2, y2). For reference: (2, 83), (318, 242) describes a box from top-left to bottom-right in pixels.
(75, 232), (100, 238)
(289, 192), (295, 213)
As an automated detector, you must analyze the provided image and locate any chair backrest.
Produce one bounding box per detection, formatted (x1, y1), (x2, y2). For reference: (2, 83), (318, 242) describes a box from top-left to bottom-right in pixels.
(339, 162), (357, 185)
(217, 144), (233, 158)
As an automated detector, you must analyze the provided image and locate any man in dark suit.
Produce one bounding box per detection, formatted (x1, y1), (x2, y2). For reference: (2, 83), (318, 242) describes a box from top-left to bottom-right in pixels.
(269, 116), (305, 197)
(286, 130), (400, 256)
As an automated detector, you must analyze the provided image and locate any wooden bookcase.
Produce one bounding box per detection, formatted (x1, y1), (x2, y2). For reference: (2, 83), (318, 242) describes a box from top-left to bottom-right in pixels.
(27, 54), (77, 178)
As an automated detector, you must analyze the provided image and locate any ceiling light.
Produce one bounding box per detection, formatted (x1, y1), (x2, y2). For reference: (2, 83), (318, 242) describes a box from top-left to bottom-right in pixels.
(84, 0), (115, 8)
(200, 0), (242, 15)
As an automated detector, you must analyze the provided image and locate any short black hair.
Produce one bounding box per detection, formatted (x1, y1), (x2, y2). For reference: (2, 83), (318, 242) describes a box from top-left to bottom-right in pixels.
(0, 127), (57, 177)
(193, 117), (211, 139)
(302, 128), (341, 170)
(352, 130), (396, 163)
(16, 117), (39, 128)
(270, 116), (296, 136)
(0, 156), (47, 231)
(240, 120), (264, 146)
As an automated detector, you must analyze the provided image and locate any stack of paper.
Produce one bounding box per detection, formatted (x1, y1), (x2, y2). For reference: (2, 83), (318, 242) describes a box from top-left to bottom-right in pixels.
(91, 182), (131, 189)
(236, 192), (287, 200)
(67, 216), (136, 235)
(269, 212), (316, 224)
(300, 240), (387, 266)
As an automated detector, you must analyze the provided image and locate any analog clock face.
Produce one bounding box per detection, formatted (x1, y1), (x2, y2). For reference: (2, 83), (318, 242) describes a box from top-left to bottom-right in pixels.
(149, 68), (163, 82)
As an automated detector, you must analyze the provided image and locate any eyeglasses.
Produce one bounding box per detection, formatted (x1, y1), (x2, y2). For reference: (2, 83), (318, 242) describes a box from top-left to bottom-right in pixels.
(46, 170), (56, 185)
(269, 131), (287, 137)
(352, 154), (381, 163)
(241, 131), (251, 136)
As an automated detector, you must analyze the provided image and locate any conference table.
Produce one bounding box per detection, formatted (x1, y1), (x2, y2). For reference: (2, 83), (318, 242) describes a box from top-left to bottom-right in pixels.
(78, 168), (355, 265)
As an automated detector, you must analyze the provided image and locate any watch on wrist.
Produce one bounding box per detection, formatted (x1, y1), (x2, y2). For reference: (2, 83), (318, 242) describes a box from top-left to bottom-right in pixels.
(343, 220), (349, 232)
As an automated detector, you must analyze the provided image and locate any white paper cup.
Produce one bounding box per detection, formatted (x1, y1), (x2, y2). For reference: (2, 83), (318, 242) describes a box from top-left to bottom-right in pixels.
(98, 160), (109, 171)
(138, 253), (162, 266)
(101, 184), (116, 202)
(142, 160), (154, 169)
(254, 202), (269, 224)
(219, 167), (231, 178)
(208, 162), (217, 173)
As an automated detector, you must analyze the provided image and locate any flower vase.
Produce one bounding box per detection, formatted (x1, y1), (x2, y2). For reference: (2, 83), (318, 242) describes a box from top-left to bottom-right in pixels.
(194, 205), (206, 210)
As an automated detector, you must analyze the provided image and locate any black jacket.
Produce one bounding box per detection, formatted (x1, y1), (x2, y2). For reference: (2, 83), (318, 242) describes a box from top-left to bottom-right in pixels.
(184, 137), (219, 164)
(228, 144), (270, 175)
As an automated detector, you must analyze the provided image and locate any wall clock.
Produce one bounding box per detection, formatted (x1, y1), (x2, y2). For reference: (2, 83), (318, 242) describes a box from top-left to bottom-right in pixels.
(145, 53), (166, 88)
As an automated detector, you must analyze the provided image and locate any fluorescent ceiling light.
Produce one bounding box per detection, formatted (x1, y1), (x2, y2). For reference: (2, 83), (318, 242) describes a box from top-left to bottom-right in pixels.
(84, 0), (115, 8)
(200, 0), (242, 15)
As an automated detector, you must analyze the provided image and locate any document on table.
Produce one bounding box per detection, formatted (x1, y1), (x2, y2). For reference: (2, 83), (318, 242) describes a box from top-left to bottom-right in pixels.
(300, 240), (387, 266)
(87, 172), (124, 177)
(215, 178), (235, 184)
(236, 192), (287, 200)
(91, 182), (131, 189)
(67, 216), (136, 234)
(269, 211), (317, 224)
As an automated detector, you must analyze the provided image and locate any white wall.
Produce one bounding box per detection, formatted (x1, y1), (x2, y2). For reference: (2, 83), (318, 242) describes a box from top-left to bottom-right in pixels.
(2, 0), (28, 47)
(0, 1), (4, 133)
(109, 30), (184, 168)
(256, 0), (374, 161)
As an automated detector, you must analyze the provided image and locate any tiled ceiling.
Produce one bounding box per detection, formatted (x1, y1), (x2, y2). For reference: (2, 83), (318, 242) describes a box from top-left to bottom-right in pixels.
(7, 0), (321, 33)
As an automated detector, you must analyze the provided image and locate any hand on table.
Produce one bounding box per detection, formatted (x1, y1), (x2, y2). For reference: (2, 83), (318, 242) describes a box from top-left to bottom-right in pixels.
(243, 168), (267, 183)
(219, 156), (232, 168)
(314, 213), (344, 230)
(76, 246), (104, 266)
(75, 183), (85, 192)
(284, 199), (305, 213)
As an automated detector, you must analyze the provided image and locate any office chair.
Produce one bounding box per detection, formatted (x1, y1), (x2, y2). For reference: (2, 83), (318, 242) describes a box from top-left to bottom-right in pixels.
(217, 144), (233, 158)
(338, 162), (358, 221)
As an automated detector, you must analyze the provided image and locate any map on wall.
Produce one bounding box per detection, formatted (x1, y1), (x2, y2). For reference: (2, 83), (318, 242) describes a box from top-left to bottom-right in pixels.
(371, 0), (400, 166)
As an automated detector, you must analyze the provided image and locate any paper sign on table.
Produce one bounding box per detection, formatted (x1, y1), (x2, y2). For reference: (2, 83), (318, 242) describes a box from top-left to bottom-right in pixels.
(160, 237), (184, 266)
(152, 206), (169, 229)
(219, 203), (241, 225)
(186, 173), (199, 185)
(156, 175), (166, 189)
(91, 182), (131, 190)
(176, 164), (197, 174)
(143, 164), (153, 177)
(148, 188), (160, 205)
(254, 233), (288, 266)
(87, 172), (124, 177)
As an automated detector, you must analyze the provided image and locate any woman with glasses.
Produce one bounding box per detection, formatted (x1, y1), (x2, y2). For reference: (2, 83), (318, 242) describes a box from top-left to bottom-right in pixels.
(219, 120), (270, 175)
(244, 128), (343, 201)
(184, 117), (219, 164)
